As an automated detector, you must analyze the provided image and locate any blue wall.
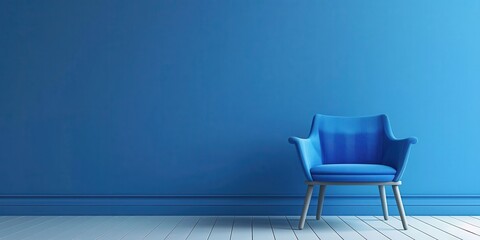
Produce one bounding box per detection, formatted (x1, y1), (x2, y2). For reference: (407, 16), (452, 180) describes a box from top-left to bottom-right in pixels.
(1, 0), (480, 214)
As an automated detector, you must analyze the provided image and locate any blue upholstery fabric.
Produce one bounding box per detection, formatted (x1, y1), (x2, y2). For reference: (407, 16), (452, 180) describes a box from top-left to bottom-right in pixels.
(310, 164), (396, 182)
(311, 174), (395, 182)
(289, 114), (416, 182)
(310, 164), (396, 175)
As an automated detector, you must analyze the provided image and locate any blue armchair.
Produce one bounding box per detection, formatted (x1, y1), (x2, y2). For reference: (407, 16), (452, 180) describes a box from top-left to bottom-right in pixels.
(289, 114), (417, 230)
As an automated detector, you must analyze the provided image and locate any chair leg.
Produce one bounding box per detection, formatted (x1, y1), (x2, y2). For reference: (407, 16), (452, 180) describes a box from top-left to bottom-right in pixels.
(392, 185), (408, 230)
(299, 184), (314, 230)
(378, 185), (389, 220)
(316, 185), (327, 220)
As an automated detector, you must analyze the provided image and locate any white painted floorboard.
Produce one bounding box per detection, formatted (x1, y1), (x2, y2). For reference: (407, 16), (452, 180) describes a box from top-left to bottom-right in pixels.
(0, 216), (56, 239)
(230, 216), (252, 240)
(307, 218), (342, 240)
(0, 216), (480, 239)
(322, 216), (365, 240)
(452, 216), (480, 228)
(414, 216), (480, 240)
(143, 216), (183, 240)
(73, 216), (127, 240)
(0, 217), (41, 237)
(400, 216), (460, 240)
(0, 217), (16, 225)
(339, 216), (389, 240)
(2, 216), (68, 240)
(270, 216), (297, 240)
(252, 216), (274, 240)
(434, 216), (480, 236)
(165, 216), (200, 240)
(287, 216), (319, 240)
(46, 216), (96, 240)
(19, 216), (81, 240)
(357, 216), (411, 240)
(374, 216), (435, 240)
(186, 217), (216, 240)
(122, 216), (165, 240)
(207, 216), (233, 240)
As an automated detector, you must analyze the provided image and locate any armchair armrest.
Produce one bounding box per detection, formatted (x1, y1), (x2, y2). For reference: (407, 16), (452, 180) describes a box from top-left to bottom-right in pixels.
(400, 137), (418, 145)
(383, 137), (417, 181)
(288, 136), (322, 181)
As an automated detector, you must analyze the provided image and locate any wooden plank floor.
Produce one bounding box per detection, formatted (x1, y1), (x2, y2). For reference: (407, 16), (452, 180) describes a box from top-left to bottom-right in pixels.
(0, 216), (479, 239)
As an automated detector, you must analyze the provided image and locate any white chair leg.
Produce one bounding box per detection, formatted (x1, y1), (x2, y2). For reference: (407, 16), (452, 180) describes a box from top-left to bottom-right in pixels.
(299, 184), (314, 230)
(316, 185), (327, 220)
(378, 185), (389, 220)
(392, 185), (408, 230)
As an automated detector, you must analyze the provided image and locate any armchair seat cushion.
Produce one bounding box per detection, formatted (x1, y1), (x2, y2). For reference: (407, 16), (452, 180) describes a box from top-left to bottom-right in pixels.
(310, 164), (396, 182)
(311, 164), (396, 175)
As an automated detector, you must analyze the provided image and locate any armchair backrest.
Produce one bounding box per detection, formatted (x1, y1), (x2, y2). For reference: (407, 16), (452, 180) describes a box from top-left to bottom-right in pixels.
(310, 114), (386, 164)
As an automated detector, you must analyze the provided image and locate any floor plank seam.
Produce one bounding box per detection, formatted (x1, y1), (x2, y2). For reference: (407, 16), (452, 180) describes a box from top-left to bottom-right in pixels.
(229, 216), (235, 240)
(362, 216), (415, 240)
(370, 216), (396, 240)
(285, 216), (300, 240)
(338, 216), (367, 240)
(321, 217), (342, 240)
(431, 216), (480, 237)
(142, 217), (166, 240)
(410, 216), (462, 240)
(363, 216), (393, 240)
(451, 216), (480, 228)
(185, 217), (201, 240)
(305, 221), (326, 240)
(356, 216), (393, 240)
(95, 216), (127, 240)
(206, 216), (218, 240)
(392, 216), (443, 240)
(163, 216), (184, 240)
(373, 216), (426, 240)
(267, 216), (276, 240)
